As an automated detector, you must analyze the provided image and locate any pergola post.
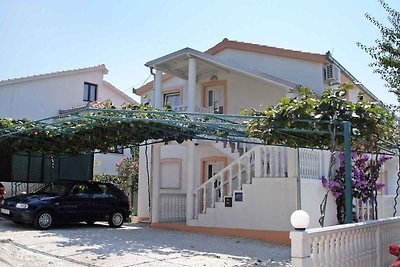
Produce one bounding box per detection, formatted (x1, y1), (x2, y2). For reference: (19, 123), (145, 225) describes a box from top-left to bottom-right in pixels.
(154, 69), (163, 109)
(343, 121), (353, 224)
(187, 57), (197, 112)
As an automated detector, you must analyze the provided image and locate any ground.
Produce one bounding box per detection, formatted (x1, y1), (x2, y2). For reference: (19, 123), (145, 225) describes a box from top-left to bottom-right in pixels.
(0, 219), (291, 267)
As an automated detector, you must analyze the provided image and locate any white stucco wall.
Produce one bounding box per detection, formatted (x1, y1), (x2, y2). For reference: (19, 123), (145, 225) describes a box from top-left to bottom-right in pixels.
(189, 177), (297, 231)
(213, 48), (325, 95)
(0, 68), (134, 178)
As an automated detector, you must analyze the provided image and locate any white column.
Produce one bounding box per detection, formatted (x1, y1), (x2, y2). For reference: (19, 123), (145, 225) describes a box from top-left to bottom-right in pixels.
(187, 57), (197, 112)
(186, 141), (195, 222)
(137, 146), (151, 219)
(290, 231), (312, 267)
(151, 144), (161, 223)
(154, 69), (163, 109)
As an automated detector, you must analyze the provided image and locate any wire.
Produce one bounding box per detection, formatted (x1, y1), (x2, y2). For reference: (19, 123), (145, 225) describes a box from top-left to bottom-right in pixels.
(394, 147), (400, 217)
(121, 74), (152, 94)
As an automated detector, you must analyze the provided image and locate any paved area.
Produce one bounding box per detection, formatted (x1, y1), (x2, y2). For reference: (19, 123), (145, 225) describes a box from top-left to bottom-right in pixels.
(0, 219), (291, 267)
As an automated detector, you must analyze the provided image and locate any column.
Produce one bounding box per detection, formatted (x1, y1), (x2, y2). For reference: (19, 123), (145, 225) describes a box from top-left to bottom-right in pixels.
(187, 57), (197, 112)
(137, 146), (151, 219)
(151, 144), (161, 223)
(186, 141), (195, 222)
(154, 69), (163, 109)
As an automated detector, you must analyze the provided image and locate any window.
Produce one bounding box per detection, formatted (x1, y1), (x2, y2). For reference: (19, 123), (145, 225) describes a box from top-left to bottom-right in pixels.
(83, 82), (97, 101)
(108, 146), (124, 154)
(163, 92), (180, 107)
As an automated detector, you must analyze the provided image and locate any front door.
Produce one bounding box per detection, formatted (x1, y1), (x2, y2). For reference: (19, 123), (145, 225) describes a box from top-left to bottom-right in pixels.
(204, 86), (225, 114)
(203, 159), (226, 204)
(203, 160), (225, 182)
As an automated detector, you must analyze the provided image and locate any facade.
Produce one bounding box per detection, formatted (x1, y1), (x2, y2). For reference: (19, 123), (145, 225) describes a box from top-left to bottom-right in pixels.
(136, 39), (397, 242)
(0, 65), (135, 196)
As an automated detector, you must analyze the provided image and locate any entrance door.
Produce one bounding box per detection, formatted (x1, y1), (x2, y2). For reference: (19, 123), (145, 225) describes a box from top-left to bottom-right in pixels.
(203, 159), (226, 204)
(204, 86), (225, 114)
(203, 160), (225, 182)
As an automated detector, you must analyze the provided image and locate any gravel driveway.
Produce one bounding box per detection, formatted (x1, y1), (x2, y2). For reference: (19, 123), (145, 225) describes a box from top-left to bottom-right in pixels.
(0, 219), (291, 267)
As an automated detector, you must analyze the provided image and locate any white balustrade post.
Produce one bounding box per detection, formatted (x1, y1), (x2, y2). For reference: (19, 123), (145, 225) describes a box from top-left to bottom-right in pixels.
(186, 141), (195, 222)
(187, 57), (197, 112)
(376, 225), (382, 266)
(154, 69), (163, 109)
(151, 144), (161, 223)
(254, 146), (262, 177)
(287, 148), (298, 179)
(290, 231), (312, 267)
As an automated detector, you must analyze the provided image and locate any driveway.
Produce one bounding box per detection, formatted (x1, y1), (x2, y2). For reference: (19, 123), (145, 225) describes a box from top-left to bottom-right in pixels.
(0, 219), (291, 267)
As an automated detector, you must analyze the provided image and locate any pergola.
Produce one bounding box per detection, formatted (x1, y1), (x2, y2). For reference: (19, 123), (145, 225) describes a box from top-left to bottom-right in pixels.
(0, 107), (375, 224)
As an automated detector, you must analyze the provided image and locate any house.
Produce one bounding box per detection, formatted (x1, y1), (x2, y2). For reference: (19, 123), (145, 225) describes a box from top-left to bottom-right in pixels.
(135, 39), (398, 243)
(0, 65), (136, 196)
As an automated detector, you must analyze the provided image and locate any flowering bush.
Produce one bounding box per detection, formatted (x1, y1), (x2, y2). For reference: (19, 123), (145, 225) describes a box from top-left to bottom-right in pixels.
(322, 152), (392, 223)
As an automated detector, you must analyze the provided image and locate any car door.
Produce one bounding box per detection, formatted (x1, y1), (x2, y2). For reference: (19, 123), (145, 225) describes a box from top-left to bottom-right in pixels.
(89, 183), (115, 220)
(57, 183), (93, 222)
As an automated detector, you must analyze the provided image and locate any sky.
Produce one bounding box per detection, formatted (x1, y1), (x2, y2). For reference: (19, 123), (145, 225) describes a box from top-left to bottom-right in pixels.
(0, 0), (399, 104)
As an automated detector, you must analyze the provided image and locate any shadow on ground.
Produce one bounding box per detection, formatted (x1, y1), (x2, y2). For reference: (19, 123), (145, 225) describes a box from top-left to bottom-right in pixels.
(2, 220), (291, 266)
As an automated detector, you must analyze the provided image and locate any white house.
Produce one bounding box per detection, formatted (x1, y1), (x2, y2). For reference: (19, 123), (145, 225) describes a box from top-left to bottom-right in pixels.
(135, 38), (398, 244)
(0, 64), (136, 195)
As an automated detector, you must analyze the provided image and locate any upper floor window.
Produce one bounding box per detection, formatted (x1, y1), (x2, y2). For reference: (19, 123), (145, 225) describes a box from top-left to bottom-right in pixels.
(83, 82), (97, 101)
(163, 92), (180, 107)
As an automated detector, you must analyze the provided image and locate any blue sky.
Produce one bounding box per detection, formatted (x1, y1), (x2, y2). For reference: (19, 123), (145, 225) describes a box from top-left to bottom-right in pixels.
(0, 0), (399, 104)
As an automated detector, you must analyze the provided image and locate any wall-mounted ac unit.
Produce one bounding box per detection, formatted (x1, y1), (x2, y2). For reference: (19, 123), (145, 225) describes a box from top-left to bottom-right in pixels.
(325, 64), (341, 84)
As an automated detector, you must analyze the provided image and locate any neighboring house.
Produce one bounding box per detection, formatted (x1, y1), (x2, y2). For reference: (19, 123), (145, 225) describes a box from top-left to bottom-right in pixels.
(0, 65), (136, 196)
(135, 38), (397, 243)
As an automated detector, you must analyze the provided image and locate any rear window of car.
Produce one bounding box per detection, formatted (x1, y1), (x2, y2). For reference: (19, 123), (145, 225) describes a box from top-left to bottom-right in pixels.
(37, 184), (70, 195)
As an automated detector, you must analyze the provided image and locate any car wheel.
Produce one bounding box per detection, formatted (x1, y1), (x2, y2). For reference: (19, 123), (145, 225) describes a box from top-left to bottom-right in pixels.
(85, 220), (96, 225)
(33, 210), (54, 230)
(108, 211), (124, 228)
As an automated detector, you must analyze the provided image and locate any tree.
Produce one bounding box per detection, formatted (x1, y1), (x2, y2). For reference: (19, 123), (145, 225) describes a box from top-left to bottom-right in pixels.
(94, 156), (139, 195)
(357, 0), (400, 101)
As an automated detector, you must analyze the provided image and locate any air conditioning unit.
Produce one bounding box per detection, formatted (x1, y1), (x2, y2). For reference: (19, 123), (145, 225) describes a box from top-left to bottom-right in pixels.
(325, 64), (341, 84)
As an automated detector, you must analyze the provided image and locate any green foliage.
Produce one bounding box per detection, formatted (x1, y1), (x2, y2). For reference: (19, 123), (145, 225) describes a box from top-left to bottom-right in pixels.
(245, 84), (397, 151)
(0, 102), (191, 155)
(357, 0), (400, 101)
(93, 157), (138, 194)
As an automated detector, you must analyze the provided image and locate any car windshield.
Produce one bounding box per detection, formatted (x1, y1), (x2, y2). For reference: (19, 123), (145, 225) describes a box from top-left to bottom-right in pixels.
(36, 184), (70, 195)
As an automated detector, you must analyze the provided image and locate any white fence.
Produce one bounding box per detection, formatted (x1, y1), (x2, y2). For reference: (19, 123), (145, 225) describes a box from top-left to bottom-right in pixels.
(290, 217), (400, 267)
(160, 193), (186, 222)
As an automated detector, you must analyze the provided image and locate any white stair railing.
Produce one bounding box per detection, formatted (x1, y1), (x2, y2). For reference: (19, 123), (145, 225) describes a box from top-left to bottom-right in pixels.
(193, 145), (287, 218)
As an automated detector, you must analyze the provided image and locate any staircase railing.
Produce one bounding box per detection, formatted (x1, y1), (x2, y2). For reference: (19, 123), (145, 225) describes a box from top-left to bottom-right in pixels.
(193, 145), (287, 217)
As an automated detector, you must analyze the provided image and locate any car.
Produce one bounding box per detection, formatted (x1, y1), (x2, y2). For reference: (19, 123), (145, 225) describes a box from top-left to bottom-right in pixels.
(0, 181), (130, 230)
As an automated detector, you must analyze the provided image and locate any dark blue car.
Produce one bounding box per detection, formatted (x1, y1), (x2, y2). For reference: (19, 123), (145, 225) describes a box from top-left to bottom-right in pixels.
(0, 181), (130, 230)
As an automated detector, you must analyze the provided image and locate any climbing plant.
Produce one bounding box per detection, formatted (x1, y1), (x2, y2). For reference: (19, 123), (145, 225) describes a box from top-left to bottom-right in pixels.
(322, 152), (392, 224)
(245, 84), (398, 152)
(0, 101), (192, 155)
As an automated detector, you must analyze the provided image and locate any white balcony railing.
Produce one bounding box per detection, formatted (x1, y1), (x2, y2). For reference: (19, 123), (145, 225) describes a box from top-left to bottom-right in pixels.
(290, 217), (400, 267)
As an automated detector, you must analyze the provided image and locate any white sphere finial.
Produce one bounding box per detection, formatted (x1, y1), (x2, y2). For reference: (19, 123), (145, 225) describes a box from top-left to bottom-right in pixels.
(290, 210), (310, 230)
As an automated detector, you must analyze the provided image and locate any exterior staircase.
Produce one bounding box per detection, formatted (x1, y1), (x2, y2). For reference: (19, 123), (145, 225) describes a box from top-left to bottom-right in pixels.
(211, 141), (254, 160)
(193, 145), (288, 220)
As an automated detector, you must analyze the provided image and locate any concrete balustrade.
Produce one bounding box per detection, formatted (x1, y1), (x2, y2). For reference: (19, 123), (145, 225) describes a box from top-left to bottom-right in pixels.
(290, 217), (400, 267)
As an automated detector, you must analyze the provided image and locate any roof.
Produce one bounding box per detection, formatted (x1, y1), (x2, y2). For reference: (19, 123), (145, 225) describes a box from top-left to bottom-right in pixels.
(103, 81), (137, 104)
(145, 48), (297, 90)
(0, 64), (108, 87)
(206, 38), (328, 63)
(136, 39), (380, 102)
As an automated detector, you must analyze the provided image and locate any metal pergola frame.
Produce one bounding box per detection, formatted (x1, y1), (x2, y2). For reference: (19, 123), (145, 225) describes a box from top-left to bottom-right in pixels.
(0, 107), (396, 224)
